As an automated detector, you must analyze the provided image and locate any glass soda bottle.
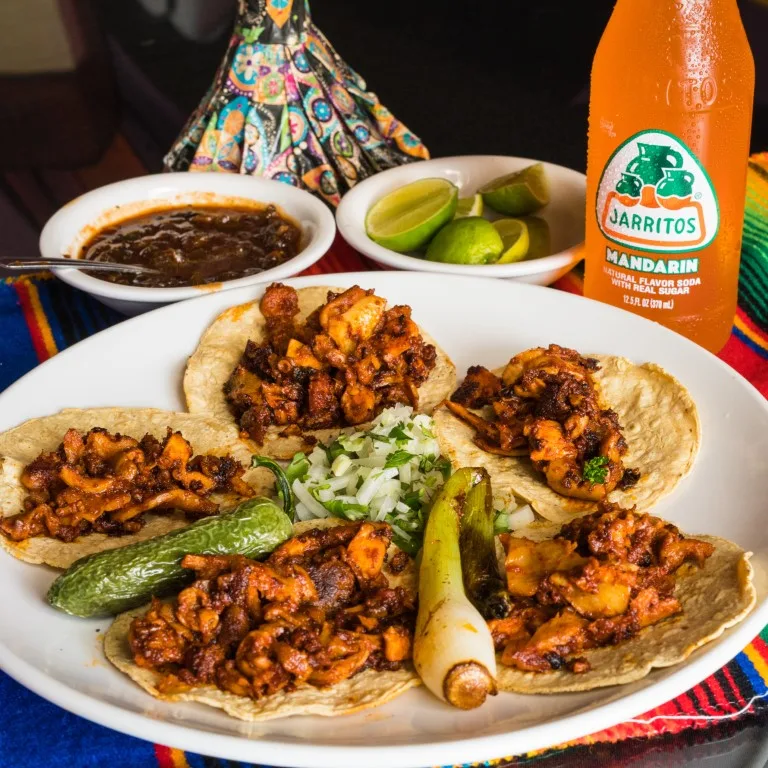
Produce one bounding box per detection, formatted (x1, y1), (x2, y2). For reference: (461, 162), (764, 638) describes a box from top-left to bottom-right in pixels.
(584, 0), (754, 353)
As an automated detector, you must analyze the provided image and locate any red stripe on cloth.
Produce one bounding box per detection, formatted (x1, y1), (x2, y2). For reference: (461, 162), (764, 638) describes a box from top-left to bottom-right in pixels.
(722, 665), (748, 707)
(321, 249), (347, 274)
(572, 697), (682, 746)
(707, 673), (738, 709)
(691, 683), (714, 714)
(752, 635), (768, 662)
(719, 327), (768, 398)
(154, 744), (175, 768)
(643, 698), (686, 736)
(13, 282), (50, 362)
(674, 691), (699, 718)
(737, 307), (768, 340)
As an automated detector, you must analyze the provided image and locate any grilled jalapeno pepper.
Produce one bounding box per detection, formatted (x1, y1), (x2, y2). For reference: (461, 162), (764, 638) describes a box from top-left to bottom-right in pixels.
(47, 497), (292, 618)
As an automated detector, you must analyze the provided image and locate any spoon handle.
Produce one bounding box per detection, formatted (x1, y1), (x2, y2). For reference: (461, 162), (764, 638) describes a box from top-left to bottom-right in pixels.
(0, 257), (159, 275)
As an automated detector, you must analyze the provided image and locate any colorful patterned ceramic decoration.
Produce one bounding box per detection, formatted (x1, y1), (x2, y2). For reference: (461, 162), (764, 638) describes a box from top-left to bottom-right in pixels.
(164, 0), (429, 207)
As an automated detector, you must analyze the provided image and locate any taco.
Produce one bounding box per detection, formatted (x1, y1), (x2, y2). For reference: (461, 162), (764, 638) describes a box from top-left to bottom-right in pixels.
(0, 408), (273, 568)
(105, 519), (421, 721)
(434, 345), (700, 522)
(487, 503), (755, 693)
(184, 283), (456, 459)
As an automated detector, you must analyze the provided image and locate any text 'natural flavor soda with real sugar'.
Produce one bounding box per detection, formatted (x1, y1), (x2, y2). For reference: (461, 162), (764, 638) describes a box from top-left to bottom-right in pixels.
(584, 0), (754, 353)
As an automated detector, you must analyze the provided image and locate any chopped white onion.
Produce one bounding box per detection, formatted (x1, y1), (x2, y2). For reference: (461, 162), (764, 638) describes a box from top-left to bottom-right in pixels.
(292, 478), (329, 518)
(331, 454), (352, 477)
(508, 505), (535, 530)
(283, 406), (451, 547)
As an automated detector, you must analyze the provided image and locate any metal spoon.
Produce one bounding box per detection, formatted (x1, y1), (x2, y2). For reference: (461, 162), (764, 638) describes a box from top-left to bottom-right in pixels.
(0, 256), (161, 275)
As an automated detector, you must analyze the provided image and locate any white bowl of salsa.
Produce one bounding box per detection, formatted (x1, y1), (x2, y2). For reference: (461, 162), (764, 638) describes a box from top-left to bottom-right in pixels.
(40, 173), (336, 315)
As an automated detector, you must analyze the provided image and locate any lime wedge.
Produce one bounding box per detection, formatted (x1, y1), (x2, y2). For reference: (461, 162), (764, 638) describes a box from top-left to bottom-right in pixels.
(492, 219), (530, 263)
(520, 216), (551, 259)
(479, 163), (550, 216)
(454, 194), (483, 219)
(425, 217), (503, 265)
(365, 178), (458, 252)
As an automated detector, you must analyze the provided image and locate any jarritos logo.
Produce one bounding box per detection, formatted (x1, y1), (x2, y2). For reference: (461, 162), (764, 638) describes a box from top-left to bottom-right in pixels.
(596, 130), (719, 253)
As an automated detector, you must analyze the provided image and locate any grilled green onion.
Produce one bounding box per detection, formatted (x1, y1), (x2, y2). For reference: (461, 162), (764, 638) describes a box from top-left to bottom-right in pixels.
(460, 469), (513, 620)
(413, 468), (498, 710)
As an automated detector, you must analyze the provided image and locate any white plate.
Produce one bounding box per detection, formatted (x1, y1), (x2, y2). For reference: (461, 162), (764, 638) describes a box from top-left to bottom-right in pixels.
(0, 272), (766, 768)
(336, 156), (586, 285)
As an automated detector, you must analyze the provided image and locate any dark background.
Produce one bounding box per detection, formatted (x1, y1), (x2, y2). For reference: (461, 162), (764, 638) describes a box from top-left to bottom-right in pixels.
(2, 0), (765, 172)
(93, 0), (768, 173)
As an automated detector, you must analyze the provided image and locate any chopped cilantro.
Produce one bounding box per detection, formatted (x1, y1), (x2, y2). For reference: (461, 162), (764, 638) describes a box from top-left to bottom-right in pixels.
(402, 490), (423, 510)
(323, 439), (346, 464)
(322, 500), (368, 519)
(389, 424), (411, 442)
(583, 455), (609, 484)
(385, 450), (416, 469)
(284, 452), (309, 484)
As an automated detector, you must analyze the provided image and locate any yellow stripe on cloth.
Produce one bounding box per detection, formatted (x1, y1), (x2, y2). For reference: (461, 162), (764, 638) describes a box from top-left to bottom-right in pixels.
(25, 279), (58, 358)
(3, 271), (54, 285)
(169, 749), (190, 768)
(734, 314), (768, 354)
(745, 644), (768, 681)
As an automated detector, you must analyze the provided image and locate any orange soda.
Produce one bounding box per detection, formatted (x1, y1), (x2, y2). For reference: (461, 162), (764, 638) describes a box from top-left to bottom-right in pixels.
(584, 0), (754, 353)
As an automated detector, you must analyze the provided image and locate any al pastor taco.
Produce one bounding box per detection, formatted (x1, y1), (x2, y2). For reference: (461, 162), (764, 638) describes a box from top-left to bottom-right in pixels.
(184, 283), (456, 459)
(411, 470), (753, 704)
(488, 503), (755, 693)
(0, 408), (272, 568)
(105, 519), (421, 721)
(434, 345), (700, 522)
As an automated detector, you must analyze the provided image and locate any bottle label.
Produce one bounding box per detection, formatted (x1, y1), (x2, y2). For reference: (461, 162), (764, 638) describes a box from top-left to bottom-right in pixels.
(596, 129), (719, 254)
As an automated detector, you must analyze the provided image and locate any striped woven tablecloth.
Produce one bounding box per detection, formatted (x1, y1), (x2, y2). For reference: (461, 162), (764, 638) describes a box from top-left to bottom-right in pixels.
(1, 150), (767, 767)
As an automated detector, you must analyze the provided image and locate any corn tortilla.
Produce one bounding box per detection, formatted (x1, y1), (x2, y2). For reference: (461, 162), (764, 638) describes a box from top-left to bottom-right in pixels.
(435, 355), (701, 523)
(495, 532), (755, 693)
(105, 518), (421, 720)
(0, 408), (273, 568)
(184, 286), (456, 459)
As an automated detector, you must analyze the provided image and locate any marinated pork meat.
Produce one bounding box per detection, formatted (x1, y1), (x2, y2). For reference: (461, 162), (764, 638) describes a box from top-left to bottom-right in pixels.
(446, 345), (639, 500)
(224, 284), (437, 443)
(129, 522), (416, 698)
(0, 428), (254, 543)
(488, 502), (714, 673)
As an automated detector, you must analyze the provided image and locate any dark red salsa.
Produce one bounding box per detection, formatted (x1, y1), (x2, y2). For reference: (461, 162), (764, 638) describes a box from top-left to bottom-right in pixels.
(81, 204), (302, 288)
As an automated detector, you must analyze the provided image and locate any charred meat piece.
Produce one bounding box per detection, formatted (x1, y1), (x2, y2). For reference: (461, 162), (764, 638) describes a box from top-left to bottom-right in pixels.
(559, 502), (714, 572)
(491, 502), (713, 674)
(451, 366), (502, 409)
(260, 282), (300, 354)
(128, 522), (416, 700)
(444, 345), (638, 499)
(224, 284), (438, 444)
(0, 428), (254, 543)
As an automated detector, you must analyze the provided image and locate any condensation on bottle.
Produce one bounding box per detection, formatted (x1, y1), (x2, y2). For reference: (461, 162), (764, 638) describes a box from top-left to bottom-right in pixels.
(584, 0), (755, 353)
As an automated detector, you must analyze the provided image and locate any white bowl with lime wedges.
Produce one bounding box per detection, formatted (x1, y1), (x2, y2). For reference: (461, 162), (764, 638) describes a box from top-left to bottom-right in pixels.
(336, 155), (585, 284)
